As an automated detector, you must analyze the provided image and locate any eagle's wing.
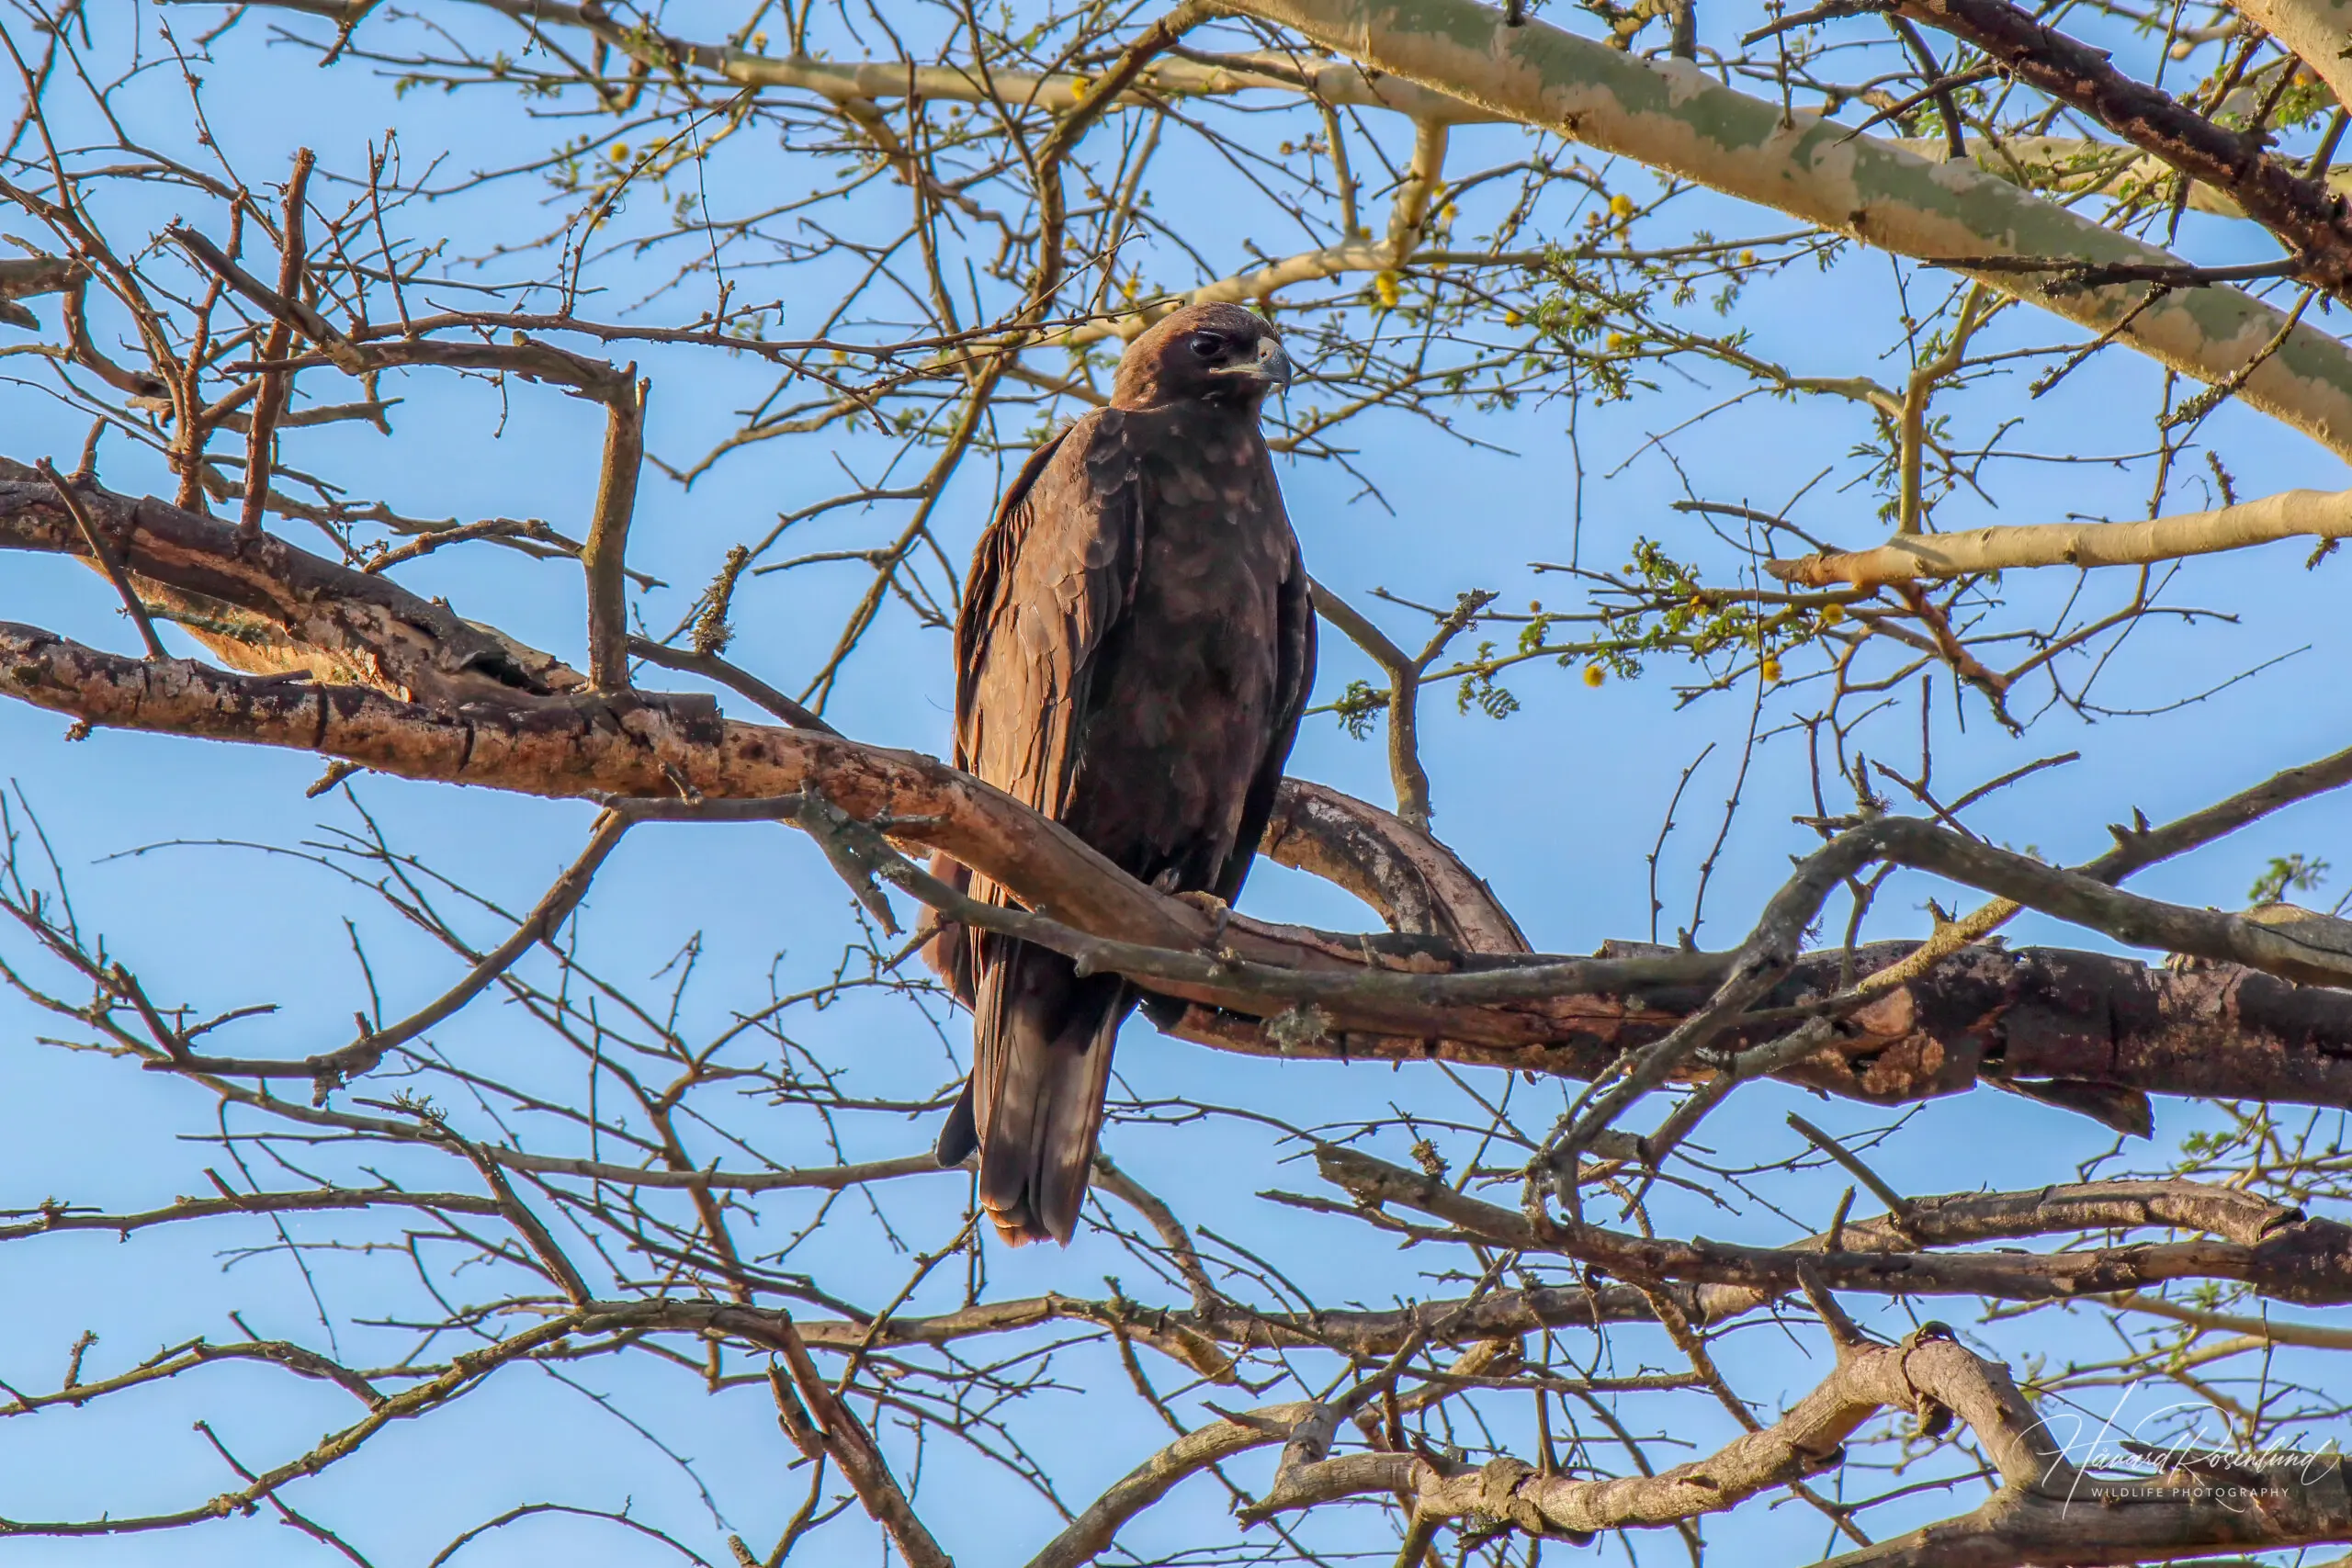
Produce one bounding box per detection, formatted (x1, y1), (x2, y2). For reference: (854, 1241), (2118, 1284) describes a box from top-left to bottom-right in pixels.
(933, 412), (1146, 1243)
(920, 414), (1136, 1010)
(955, 410), (1143, 830)
(1214, 531), (1317, 907)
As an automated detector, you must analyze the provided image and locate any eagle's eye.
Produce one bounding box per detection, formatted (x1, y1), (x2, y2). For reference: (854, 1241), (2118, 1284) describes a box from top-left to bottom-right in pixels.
(1187, 333), (1223, 359)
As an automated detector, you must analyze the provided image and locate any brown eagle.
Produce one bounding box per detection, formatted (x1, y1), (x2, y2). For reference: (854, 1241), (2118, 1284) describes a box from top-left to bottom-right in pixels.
(927, 302), (1317, 1246)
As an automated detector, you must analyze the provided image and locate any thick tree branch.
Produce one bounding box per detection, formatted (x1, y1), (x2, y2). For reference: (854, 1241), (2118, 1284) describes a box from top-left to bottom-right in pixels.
(1216, 1314), (2352, 1562)
(15, 476), (2352, 1122)
(0, 465), (590, 705)
(1890, 0), (2352, 291)
(1230, 0), (2352, 458)
(19, 619), (2352, 1116)
(1883, 134), (2352, 220)
(1259, 776), (1530, 952)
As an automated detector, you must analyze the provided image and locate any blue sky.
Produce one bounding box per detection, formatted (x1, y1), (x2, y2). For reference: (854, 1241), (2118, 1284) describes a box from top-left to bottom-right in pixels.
(4, 3), (2351, 1563)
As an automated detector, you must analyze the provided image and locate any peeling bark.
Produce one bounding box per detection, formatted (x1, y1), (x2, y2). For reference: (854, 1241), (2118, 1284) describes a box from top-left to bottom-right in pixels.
(0, 465), (586, 705)
(11, 621), (2352, 1116)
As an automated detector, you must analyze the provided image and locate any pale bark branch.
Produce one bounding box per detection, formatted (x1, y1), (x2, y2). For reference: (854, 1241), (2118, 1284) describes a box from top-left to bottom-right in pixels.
(210, 0), (2352, 452)
(2230, 0), (2352, 112)
(1769, 485), (2352, 586)
(1882, 135), (2352, 220)
(1022, 1401), (1317, 1568)
(1230, 0), (2352, 458)
(2106, 1290), (2352, 1349)
(1219, 1322), (2352, 1562)
(434, 0), (1490, 120)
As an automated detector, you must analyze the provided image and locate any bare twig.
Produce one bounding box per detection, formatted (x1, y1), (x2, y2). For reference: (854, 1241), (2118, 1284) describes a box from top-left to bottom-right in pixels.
(35, 458), (164, 659)
(240, 148), (314, 542)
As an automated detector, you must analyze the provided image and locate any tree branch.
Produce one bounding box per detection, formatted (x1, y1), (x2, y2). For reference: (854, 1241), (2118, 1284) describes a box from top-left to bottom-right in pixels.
(2230, 0), (2352, 111)
(1890, 0), (2352, 291)
(1769, 485), (2352, 585)
(33, 459), (164, 659)
(1317, 1144), (2352, 1307)
(240, 147), (313, 543)
(1023, 1401), (1319, 1568)
(582, 376), (647, 692)
(747, 1316), (953, 1568)
(1221, 1319), (2352, 1561)
(1229, 0), (2352, 459)
(21, 619), (2352, 1118)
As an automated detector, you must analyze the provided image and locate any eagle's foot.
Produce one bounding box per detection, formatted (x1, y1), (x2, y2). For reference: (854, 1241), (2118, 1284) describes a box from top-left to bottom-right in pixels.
(1174, 890), (1234, 953)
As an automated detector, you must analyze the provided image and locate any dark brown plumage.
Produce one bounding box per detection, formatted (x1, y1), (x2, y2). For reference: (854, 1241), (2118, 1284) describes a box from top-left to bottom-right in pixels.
(926, 302), (1317, 1246)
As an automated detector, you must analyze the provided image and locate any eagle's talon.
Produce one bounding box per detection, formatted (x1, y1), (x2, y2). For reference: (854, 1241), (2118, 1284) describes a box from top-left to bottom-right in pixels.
(1175, 890), (1234, 952)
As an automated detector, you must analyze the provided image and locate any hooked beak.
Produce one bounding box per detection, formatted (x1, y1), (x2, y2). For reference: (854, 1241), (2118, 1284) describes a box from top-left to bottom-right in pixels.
(1211, 336), (1295, 388)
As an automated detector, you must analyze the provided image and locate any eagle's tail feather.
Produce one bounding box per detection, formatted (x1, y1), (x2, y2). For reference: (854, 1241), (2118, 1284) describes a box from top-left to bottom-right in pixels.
(971, 937), (1129, 1246)
(933, 1077), (978, 1168)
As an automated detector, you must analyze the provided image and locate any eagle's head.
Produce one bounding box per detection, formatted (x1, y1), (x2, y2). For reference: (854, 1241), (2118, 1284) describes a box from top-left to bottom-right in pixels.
(1112, 301), (1293, 412)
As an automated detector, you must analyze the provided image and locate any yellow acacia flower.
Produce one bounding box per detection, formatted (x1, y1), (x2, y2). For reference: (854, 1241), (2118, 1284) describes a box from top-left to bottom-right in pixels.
(1583, 665), (1606, 688)
(1818, 603), (1846, 626)
(1608, 193), (1635, 220)
(1503, 309), (1522, 327)
(1760, 656), (1783, 683)
(1374, 272), (1400, 308)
